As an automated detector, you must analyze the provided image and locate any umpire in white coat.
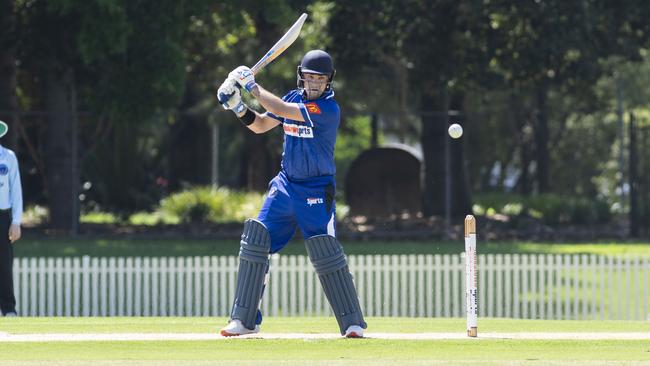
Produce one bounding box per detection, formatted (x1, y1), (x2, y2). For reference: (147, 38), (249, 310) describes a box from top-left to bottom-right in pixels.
(0, 121), (23, 317)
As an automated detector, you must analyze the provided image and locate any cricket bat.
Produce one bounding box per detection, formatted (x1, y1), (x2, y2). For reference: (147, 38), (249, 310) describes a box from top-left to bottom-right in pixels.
(218, 13), (307, 104)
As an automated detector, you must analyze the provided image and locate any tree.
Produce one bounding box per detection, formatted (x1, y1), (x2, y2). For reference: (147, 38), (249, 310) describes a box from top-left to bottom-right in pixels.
(329, 0), (491, 216)
(15, 0), (210, 229)
(0, 0), (19, 149)
(484, 0), (650, 194)
(331, 0), (650, 219)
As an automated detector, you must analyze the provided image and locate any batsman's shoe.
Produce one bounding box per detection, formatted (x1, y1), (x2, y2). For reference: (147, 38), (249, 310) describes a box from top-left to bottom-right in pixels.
(220, 319), (260, 337)
(344, 325), (364, 338)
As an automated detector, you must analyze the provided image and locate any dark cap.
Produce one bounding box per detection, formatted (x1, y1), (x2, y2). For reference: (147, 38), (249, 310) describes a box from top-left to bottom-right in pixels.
(300, 50), (334, 77)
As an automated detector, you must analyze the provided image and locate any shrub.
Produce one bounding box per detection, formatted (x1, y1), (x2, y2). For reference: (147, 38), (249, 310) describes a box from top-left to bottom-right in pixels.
(128, 211), (180, 225)
(473, 192), (611, 225)
(80, 211), (117, 224)
(157, 186), (349, 224)
(159, 187), (265, 224)
(336, 203), (350, 220)
(23, 205), (49, 226)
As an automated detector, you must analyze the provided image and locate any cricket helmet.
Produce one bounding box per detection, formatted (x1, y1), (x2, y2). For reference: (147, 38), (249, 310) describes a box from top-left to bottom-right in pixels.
(297, 50), (335, 92)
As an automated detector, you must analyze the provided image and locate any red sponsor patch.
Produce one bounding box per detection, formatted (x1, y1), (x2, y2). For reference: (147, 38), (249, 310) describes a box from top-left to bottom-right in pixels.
(305, 103), (321, 114)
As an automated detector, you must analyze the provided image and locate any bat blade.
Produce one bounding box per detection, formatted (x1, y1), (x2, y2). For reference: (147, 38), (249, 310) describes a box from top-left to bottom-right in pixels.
(251, 13), (308, 75)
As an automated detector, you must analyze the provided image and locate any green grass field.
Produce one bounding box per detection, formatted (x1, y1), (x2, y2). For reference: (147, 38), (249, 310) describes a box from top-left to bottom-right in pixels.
(13, 237), (650, 257)
(1, 317), (649, 366)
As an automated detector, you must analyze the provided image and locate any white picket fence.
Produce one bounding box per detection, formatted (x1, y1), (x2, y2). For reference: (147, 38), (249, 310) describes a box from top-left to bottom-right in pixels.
(12, 254), (650, 320)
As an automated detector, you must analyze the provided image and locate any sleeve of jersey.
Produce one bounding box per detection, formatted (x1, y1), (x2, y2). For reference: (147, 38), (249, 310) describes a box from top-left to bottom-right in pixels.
(266, 92), (294, 124)
(270, 101), (316, 127)
(266, 112), (285, 124)
(293, 103), (312, 127)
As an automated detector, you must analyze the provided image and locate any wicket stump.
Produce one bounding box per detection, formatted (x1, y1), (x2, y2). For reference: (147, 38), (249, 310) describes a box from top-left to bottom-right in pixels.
(464, 215), (478, 337)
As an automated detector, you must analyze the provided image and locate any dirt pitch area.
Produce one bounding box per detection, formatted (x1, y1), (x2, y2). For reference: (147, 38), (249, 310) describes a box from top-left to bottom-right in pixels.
(1, 332), (649, 342)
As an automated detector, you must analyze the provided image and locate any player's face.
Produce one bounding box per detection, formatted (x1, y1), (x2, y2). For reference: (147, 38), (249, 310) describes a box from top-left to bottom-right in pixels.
(302, 73), (328, 100)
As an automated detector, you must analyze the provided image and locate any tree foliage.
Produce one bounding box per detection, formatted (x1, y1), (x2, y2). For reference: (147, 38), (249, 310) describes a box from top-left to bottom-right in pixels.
(330, 0), (650, 216)
(7, 0), (650, 226)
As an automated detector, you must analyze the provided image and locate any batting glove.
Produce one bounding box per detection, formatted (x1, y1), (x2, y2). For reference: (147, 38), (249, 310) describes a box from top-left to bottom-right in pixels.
(228, 66), (257, 92)
(217, 78), (246, 114)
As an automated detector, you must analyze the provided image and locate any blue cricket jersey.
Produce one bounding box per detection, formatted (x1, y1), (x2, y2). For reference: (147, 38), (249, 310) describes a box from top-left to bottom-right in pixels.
(268, 89), (339, 180)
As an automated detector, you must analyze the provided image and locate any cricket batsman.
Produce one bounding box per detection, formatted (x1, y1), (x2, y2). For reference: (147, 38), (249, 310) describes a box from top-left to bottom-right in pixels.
(216, 50), (367, 338)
